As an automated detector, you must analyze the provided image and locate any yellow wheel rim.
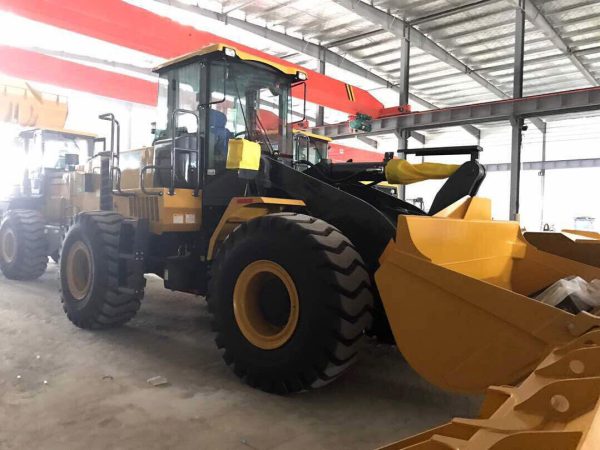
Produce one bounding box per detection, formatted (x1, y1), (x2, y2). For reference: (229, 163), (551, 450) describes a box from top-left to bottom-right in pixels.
(1, 228), (17, 263)
(233, 260), (300, 350)
(66, 241), (93, 301)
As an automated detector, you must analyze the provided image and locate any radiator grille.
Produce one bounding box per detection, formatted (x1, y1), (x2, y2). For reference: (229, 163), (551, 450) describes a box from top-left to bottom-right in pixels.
(129, 196), (159, 221)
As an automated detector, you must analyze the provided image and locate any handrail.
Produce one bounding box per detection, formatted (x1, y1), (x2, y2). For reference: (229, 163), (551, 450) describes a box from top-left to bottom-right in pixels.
(98, 113), (130, 196)
(140, 165), (164, 196)
(98, 110), (202, 198)
(170, 108), (201, 196)
(111, 167), (135, 197)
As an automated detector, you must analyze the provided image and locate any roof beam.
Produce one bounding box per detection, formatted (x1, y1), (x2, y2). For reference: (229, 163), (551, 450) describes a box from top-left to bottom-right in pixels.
(486, 157), (600, 172)
(506, 0), (599, 86)
(410, 0), (497, 25)
(312, 86), (600, 138)
(357, 135), (379, 148)
(324, 29), (385, 48)
(330, 0), (508, 98)
(330, 0), (546, 132)
(151, 0), (478, 139)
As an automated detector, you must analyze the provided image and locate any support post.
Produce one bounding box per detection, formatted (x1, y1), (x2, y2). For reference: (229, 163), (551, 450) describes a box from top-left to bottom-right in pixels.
(509, 118), (524, 221)
(539, 124), (547, 230)
(509, 0), (526, 221)
(397, 23), (411, 200)
(398, 23), (410, 109)
(316, 48), (326, 127)
(397, 129), (410, 200)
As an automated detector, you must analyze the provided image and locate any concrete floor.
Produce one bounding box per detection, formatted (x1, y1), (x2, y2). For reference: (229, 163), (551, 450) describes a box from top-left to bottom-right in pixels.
(0, 264), (481, 450)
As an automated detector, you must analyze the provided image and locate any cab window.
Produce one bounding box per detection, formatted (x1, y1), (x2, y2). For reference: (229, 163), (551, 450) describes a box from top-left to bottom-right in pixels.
(155, 62), (202, 140)
(176, 62), (201, 133)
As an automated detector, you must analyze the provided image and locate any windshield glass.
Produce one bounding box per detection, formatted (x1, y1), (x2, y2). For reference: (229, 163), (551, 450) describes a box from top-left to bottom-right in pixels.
(42, 135), (91, 169)
(294, 134), (328, 165)
(153, 58), (297, 178)
(155, 62), (201, 141)
(206, 60), (293, 169)
(176, 63), (201, 133)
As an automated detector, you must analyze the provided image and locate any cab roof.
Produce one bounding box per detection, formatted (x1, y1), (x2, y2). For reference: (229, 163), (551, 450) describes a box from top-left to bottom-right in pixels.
(19, 127), (97, 139)
(153, 43), (307, 81)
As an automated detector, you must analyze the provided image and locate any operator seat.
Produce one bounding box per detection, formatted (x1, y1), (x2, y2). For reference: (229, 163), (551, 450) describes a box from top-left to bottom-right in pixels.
(428, 160), (486, 215)
(154, 132), (198, 189)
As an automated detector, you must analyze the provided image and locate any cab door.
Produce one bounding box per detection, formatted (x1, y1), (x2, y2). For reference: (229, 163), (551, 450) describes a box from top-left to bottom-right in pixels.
(152, 63), (203, 193)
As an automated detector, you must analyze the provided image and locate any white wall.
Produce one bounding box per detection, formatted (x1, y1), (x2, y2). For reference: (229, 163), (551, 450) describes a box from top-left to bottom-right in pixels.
(404, 115), (600, 231)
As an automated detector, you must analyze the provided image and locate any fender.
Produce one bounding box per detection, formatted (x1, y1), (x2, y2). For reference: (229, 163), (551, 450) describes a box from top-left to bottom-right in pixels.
(207, 196), (305, 260)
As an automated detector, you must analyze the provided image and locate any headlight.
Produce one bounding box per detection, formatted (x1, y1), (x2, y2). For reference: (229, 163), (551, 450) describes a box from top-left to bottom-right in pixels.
(224, 47), (236, 58)
(297, 71), (307, 81)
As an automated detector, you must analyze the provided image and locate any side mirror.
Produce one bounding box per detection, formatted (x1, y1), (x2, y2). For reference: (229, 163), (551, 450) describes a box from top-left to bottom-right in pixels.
(64, 153), (80, 167)
(290, 81), (307, 124)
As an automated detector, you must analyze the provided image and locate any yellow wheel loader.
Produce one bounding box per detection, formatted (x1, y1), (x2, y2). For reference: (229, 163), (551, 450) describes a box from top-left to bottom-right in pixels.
(0, 128), (101, 279)
(57, 44), (600, 449)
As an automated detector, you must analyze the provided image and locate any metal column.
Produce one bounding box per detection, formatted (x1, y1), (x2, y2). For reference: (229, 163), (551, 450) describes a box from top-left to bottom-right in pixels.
(539, 125), (547, 230)
(316, 47), (326, 127)
(509, 0), (526, 221)
(397, 23), (410, 149)
(397, 23), (411, 200)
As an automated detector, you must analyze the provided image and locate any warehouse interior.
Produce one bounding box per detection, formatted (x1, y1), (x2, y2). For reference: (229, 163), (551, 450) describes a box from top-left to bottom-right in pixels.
(1, 1), (600, 449)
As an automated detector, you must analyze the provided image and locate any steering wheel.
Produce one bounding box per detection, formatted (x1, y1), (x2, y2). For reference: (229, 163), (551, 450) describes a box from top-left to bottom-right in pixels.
(234, 130), (247, 138)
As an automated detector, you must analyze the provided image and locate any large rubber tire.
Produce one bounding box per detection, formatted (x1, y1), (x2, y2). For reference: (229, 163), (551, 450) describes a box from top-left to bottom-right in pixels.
(208, 213), (373, 394)
(59, 211), (142, 329)
(0, 210), (48, 280)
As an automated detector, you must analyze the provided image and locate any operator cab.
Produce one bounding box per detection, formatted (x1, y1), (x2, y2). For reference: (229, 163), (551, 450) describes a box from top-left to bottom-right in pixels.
(292, 130), (330, 168)
(19, 128), (95, 170)
(151, 44), (307, 198)
(16, 128), (97, 196)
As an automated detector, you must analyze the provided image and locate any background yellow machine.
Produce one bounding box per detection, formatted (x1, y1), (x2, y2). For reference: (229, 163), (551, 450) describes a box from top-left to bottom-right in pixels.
(0, 128), (100, 278)
(52, 44), (600, 449)
(0, 78), (68, 129)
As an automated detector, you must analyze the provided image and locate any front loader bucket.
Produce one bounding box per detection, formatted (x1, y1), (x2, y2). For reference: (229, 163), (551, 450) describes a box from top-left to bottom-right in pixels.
(374, 199), (600, 448)
(375, 202), (600, 394)
(525, 230), (600, 268)
(378, 329), (600, 449)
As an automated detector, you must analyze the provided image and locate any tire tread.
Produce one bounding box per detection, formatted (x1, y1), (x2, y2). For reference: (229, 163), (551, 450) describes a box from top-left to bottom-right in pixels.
(59, 211), (142, 329)
(208, 212), (373, 394)
(0, 209), (48, 280)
